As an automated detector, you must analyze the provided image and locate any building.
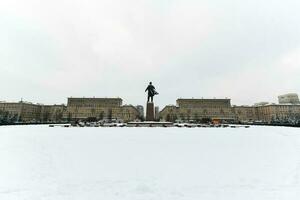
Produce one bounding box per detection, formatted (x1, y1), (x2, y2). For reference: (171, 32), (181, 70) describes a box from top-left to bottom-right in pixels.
(2, 94), (300, 125)
(159, 105), (178, 122)
(121, 105), (140, 122)
(160, 97), (300, 124)
(256, 104), (300, 123)
(1, 98), (139, 123)
(0, 101), (42, 122)
(64, 98), (122, 120)
(155, 106), (160, 120)
(160, 99), (236, 123)
(136, 105), (144, 119)
(228, 104), (300, 123)
(253, 102), (269, 106)
(64, 97), (139, 122)
(0, 101), (66, 123)
(278, 93), (300, 104)
(0, 102), (21, 122)
(40, 104), (67, 122)
(233, 106), (258, 122)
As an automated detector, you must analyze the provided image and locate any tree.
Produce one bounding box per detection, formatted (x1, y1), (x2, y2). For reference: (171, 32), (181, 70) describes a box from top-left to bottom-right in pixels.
(91, 108), (96, 117)
(108, 109), (113, 121)
(166, 114), (171, 122)
(86, 117), (97, 122)
(179, 113), (185, 121)
(193, 113), (200, 123)
(0, 110), (18, 124)
(42, 112), (50, 122)
(56, 111), (63, 122)
(98, 111), (104, 120)
(186, 109), (191, 121)
(201, 117), (211, 124)
(171, 114), (178, 122)
(67, 112), (72, 122)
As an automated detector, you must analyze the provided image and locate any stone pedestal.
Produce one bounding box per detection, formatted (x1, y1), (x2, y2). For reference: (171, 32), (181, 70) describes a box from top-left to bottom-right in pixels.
(146, 102), (155, 121)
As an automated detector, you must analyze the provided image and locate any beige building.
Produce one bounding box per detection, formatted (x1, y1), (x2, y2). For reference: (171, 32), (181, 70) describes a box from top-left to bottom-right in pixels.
(121, 105), (140, 122)
(159, 105), (178, 122)
(0, 101), (66, 122)
(64, 98), (139, 122)
(256, 104), (300, 123)
(233, 104), (300, 123)
(160, 99), (236, 122)
(233, 106), (258, 122)
(1, 98), (139, 123)
(160, 98), (300, 124)
(2, 96), (300, 124)
(0, 102), (22, 122)
(40, 104), (67, 122)
(0, 101), (41, 122)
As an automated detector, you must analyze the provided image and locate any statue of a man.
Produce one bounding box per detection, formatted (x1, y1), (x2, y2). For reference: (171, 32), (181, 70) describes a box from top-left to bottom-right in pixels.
(145, 82), (158, 102)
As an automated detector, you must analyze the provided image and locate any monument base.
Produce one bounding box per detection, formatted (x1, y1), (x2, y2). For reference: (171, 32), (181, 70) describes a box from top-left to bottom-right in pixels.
(146, 102), (155, 121)
(127, 121), (173, 127)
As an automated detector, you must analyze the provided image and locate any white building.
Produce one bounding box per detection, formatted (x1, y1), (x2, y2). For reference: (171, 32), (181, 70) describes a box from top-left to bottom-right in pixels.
(136, 105), (144, 118)
(278, 93), (300, 104)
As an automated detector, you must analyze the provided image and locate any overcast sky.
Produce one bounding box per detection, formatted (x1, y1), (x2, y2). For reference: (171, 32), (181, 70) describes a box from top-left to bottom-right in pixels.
(0, 0), (300, 107)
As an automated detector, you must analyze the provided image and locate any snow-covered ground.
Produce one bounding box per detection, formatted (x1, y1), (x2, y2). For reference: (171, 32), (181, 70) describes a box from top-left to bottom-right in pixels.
(0, 125), (300, 200)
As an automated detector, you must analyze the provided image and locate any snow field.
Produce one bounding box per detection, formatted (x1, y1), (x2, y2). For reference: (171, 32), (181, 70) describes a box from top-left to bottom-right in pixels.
(0, 125), (300, 200)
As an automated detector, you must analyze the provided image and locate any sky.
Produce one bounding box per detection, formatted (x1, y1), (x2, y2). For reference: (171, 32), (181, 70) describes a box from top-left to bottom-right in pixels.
(0, 0), (300, 108)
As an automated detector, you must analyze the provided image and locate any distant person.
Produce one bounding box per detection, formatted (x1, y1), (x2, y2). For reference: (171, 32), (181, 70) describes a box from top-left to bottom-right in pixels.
(145, 82), (158, 102)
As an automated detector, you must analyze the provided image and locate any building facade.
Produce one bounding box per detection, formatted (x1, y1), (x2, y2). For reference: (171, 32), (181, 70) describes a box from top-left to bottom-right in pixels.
(278, 93), (300, 104)
(160, 98), (300, 124)
(160, 99), (236, 122)
(64, 98), (139, 122)
(233, 106), (258, 122)
(1, 98), (139, 123)
(40, 104), (67, 122)
(256, 104), (300, 123)
(2, 94), (300, 124)
(154, 106), (160, 121)
(121, 105), (140, 122)
(233, 104), (300, 123)
(0, 101), (66, 123)
(0, 102), (24, 122)
(136, 105), (144, 119)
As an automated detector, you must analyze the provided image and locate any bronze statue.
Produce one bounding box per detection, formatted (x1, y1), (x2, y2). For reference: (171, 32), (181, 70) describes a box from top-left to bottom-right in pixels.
(145, 82), (158, 102)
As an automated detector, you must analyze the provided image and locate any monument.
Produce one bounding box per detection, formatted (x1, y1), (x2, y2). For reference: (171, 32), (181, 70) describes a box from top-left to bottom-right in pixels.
(146, 103), (155, 121)
(145, 82), (158, 121)
(127, 83), (173, 126)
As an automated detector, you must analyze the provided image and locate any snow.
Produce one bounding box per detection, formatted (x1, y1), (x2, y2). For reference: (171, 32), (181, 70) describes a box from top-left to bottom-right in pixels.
(0, 125), (300, 200)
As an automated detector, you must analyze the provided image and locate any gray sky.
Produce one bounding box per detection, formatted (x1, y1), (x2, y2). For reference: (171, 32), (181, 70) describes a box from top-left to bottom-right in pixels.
(1, 0), (300, 108)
